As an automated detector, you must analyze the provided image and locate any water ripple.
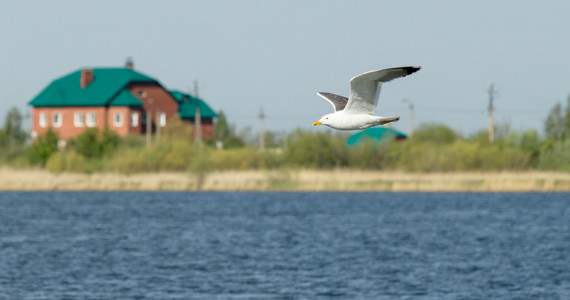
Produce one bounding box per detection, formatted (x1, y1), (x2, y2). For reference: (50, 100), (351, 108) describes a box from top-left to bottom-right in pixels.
(0, 191), (569, 299)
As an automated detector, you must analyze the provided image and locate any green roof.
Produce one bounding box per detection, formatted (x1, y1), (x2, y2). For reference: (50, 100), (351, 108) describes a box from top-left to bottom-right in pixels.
(347, 127), (407, 146)
(169, 90), (190, 104)
(169, 90), (218, 119)
(29, 68), (156, 107)
(107, 89), (143, 107)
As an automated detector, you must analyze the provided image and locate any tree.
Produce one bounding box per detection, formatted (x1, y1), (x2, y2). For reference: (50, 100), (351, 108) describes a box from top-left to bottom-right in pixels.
(214, 111), (244, 148)
(100, 128), (120, 156)
(544, 102), (565, 140)
(27, 129), (58, 165)
(0, 107), (26, 147)
(75, 128), (120, 159)
(76, 128), (101, 158)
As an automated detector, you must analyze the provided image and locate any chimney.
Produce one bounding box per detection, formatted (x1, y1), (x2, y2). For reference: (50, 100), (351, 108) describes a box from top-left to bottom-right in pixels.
(80, 69), (94, 89)
(125, 57), (134, 69)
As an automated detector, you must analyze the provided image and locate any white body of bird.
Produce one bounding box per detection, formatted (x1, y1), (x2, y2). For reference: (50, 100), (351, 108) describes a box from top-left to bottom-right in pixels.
(314, 66), (420, 130)
(316, 111), (399, 130)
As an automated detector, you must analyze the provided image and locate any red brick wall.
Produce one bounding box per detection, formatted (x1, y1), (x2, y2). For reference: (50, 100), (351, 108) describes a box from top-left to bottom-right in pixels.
(32, 107), (108, 139)
(107, 107), (132, 136)
(127, 82), (178, 128)
(32, 106), (149, 139)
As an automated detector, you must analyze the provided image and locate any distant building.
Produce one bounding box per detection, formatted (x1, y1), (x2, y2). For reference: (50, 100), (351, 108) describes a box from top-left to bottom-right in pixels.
(29, 61), (217, 140)
(346, 127), (407, 146)
(169, 90), (218, 138)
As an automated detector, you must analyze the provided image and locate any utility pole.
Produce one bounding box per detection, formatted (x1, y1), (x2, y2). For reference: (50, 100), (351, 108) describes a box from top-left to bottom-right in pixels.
(193, 79), (203, 153)
(156, 109), (161, 141)
(25, 107), (32, 144)
(259, 107), (265, 150)
(488, 83), (496, 144)
(146, 110), (151, 148)
(146, 98), (154, 148)
(402, 98), (414, 135)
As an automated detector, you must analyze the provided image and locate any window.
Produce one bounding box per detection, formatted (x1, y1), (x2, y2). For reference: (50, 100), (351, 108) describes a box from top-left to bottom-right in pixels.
(131, 112), (139, 127)
(39, 113), (47, 128)
(53, 112), (62, 128)
(114, 112), (123, 127)
(137, 90), (146, 98)
(86, 112), (97, 127)
(159, 112), (166, 127)
(74, 112), (84, 127)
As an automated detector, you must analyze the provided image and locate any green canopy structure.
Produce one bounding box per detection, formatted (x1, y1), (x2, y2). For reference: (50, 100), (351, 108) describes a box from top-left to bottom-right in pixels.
(346, 127), (407, 146)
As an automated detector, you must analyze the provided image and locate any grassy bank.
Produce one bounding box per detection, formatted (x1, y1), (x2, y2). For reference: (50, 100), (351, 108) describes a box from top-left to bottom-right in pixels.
(1, 168), (569, 192)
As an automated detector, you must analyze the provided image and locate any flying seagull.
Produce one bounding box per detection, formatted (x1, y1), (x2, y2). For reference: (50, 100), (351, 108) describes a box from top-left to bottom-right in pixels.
(313, 66), (421, 130)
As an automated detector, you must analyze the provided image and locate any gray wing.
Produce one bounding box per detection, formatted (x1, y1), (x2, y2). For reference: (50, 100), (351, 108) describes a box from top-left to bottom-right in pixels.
(317, 92), (349, 112)
(344, 66), (421, 114)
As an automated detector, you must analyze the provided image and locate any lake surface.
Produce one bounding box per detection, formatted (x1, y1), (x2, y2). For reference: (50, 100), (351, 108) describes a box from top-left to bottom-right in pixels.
(0, 192), (569, 299)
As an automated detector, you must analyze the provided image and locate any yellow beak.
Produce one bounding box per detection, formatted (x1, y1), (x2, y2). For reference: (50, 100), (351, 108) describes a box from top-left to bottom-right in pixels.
(313, 121), (322, 126)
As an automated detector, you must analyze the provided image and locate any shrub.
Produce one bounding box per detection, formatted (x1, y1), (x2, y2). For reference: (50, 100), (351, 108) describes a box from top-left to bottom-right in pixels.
(76, 128), (100, 158)
(75, 128), (120, 159)
(538, 139), (570, 171)
(45, 151), (97, 173)
(410, 123), (457, 144)
(156, 138), (196, 171)
(348, 140), (390, 169)
(27, 129), (59, 166)
(45, 152), (65, 173)
(285, 129), (349, 168)
(106, 137), (196, 173)
(385, 139), (532, 172)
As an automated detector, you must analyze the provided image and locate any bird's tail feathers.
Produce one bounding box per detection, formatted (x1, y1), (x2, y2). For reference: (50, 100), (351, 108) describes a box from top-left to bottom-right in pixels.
(379, 116), (399, 125)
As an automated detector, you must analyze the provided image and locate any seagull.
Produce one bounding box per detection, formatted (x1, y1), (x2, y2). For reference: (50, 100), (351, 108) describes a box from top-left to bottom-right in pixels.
(313, 66), (421, 130)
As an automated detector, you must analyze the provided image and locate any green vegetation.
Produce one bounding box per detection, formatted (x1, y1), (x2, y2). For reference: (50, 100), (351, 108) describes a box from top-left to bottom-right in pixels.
(0, 107), (26, 147)
(27, 128), (59, 166)
(1, 99), (570, 173)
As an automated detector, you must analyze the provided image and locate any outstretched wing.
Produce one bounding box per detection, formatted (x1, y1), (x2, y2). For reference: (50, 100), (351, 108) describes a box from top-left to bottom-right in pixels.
(317, 92), (349, 112)
(344, 66), (420, 115)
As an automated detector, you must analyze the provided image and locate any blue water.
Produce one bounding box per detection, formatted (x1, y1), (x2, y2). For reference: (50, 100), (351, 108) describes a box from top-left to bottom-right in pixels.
(0, 192), (569, 299)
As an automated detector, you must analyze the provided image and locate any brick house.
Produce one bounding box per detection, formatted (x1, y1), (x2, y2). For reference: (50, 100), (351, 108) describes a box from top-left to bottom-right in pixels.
(169, 90), (218, 139)
(29, 63), (217, 140)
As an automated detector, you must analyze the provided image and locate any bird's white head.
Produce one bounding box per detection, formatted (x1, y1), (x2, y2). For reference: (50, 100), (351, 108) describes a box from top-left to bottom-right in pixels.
(313, 113), (334, 127)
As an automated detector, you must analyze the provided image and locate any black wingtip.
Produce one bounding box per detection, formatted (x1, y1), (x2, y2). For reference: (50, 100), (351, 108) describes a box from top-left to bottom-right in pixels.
(403, 66), (421, 76)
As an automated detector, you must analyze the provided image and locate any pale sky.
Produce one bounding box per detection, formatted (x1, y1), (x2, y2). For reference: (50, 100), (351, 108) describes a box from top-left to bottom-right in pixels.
(1, 0), (570, 136)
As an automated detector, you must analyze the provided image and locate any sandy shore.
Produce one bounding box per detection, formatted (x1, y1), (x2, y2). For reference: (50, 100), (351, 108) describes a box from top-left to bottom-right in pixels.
(0, 168), (569, 192)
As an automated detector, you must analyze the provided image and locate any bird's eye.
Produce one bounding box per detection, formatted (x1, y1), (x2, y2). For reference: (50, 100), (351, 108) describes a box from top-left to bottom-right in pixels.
(326, 117), (329, 119)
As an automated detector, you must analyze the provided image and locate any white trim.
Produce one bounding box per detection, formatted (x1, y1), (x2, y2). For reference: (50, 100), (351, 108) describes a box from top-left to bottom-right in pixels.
(159, 112), (166, 127)
(52, 112), (62, 128)
(131, 111), (139, 127)
(74, 112), (84, 127)
(39, 112), (47, 128)
(114, 112), (123, 127)
(86, 112), (97, 127)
